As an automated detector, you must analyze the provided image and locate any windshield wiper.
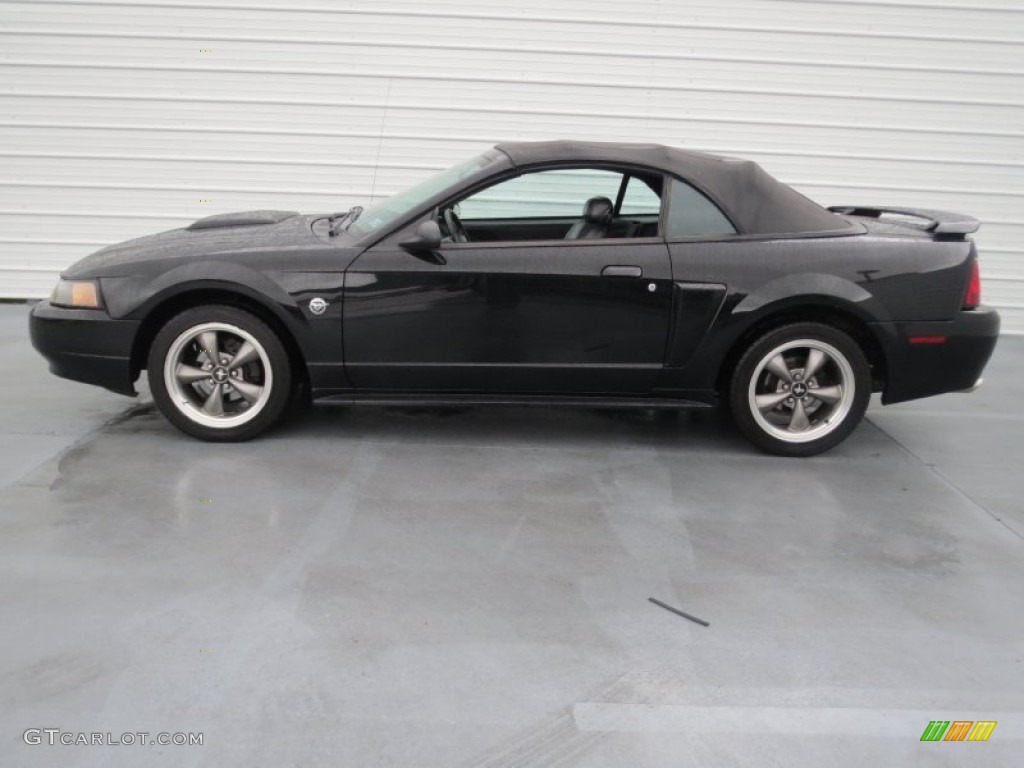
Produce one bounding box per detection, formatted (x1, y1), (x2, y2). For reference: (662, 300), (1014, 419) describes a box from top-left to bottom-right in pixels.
(327, 205), (364, 237)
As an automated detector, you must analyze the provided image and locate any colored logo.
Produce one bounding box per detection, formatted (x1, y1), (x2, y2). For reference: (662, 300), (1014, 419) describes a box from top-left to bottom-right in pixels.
(920, 720), (996, 742)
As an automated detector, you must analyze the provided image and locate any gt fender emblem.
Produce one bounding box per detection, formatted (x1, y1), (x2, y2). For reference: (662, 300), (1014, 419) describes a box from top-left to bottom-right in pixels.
(308, 297), (329, 316)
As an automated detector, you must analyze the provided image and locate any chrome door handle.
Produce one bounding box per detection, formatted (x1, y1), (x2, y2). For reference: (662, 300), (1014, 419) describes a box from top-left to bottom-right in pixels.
(602, 265), (643, 277)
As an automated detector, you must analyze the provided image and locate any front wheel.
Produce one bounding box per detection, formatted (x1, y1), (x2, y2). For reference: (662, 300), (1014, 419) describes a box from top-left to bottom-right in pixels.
(147, 305), (293, 441)
(729, 323), (871, 457)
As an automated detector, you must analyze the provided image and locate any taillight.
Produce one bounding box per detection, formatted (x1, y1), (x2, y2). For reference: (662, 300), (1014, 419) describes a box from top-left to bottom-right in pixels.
(963, 260), (981, 310)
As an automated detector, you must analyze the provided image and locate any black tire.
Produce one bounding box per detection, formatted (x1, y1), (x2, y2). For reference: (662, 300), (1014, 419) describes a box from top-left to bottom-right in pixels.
(147, 305), (293, 441)
(729, 322), (871, 457)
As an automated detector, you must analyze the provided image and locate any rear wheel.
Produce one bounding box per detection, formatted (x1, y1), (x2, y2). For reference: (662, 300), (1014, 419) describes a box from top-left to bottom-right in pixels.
(147, 305), (292, 441)
(729, 323), (871, 457)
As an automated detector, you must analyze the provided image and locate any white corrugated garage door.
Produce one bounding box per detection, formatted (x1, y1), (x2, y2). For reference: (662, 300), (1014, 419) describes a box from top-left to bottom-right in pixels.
(1, 0), (1022, 331)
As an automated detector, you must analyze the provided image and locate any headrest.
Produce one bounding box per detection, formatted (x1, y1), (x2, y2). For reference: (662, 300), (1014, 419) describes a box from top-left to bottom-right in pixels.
(582, 196), (614, 224)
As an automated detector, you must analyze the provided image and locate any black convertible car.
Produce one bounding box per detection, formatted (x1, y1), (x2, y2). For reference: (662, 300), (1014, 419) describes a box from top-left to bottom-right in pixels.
(30, 141), (999, 456)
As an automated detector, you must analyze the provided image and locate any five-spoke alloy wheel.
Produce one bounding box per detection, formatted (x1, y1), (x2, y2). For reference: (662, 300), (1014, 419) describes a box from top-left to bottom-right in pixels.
(148, 306), (292, 441)
(730, 323), (871, 456)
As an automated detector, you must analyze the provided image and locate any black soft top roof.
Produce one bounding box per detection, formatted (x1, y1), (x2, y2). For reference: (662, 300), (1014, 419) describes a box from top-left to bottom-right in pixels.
(495, 140), (853, 237)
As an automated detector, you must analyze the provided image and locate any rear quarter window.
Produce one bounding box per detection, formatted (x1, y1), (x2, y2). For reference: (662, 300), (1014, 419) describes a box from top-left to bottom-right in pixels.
(667, 178), (737, 238)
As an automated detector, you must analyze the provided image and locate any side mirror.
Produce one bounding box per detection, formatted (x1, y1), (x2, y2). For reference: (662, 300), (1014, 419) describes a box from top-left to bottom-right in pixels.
(399, 220), (444, 263)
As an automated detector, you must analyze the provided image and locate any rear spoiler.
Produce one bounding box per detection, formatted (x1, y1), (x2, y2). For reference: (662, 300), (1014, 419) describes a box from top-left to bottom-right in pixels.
(828, 206), (980, 236)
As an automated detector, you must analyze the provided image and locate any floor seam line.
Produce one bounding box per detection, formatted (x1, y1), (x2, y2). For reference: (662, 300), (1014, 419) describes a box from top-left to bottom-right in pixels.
(865, 415), (1024, 541)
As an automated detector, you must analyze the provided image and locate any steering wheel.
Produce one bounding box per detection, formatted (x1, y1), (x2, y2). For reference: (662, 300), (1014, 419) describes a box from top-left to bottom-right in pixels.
(443, 207), (470, 243)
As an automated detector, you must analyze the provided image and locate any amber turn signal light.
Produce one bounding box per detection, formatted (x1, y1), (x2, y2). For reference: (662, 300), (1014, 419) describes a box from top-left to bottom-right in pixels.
(51, 279), (103, 309)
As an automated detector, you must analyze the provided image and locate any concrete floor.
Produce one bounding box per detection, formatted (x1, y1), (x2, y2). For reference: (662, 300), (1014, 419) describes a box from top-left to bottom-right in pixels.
(1, 302), (1021, 767)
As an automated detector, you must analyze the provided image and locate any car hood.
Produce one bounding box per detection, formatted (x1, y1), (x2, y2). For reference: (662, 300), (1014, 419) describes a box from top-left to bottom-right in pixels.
(63, 210), (343, 278)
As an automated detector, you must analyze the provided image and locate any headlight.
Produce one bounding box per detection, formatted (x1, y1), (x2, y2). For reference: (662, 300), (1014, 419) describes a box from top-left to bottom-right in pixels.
(50, 279), (103, 309)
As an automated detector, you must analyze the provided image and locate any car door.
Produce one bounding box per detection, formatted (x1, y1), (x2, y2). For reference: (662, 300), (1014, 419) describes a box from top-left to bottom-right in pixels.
(342, 167), (674, 395)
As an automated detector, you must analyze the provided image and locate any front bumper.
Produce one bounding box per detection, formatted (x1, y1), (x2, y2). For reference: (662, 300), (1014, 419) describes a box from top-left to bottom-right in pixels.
(29, 301), (141, 396)
(874, 306), (1000, 405)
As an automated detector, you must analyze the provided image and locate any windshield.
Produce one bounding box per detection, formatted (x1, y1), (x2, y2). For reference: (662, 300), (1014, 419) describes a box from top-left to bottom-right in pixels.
(348, 151), (503, 237)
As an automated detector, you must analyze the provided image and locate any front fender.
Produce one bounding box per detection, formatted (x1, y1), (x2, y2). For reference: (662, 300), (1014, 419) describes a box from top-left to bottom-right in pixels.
(101, 262), (349, 390)
(101, 261), (301, 322)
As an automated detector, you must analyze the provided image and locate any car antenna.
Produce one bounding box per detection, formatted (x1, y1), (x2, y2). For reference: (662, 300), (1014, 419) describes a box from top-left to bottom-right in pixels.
(367, 77), (393, 207)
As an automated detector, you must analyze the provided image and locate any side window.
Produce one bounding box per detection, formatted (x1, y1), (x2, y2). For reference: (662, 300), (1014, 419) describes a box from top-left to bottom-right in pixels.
(667, 179), (736, 237)
(620, 176), (661, 216)
(457, 168), (624, 220)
